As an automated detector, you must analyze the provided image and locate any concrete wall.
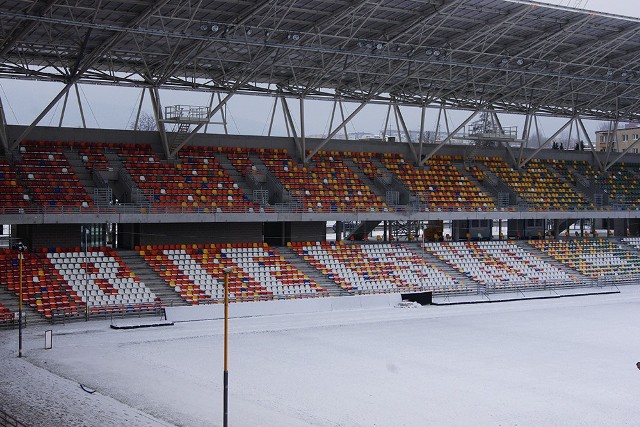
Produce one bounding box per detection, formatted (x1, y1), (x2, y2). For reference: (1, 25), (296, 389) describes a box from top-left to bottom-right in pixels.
(136, 222), (263, 246)
(17, 224), (82, 249)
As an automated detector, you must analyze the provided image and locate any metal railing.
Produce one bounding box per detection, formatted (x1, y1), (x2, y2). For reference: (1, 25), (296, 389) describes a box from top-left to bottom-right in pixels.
(164, 105), (210, 123)
(1, 201), (639, 217)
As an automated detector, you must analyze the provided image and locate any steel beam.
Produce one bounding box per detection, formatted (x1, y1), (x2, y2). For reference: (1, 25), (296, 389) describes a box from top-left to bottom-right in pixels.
(267, 95), (278, 137)
(74, 84), (87, 128)
(149, 87), (170, 160)
(280, 96), (303, 161)
(421, 108), (481, 165)
(338, 99), (349, 141)
(606, 139), (640, 172)
(604, 120), (619, 167)
(520, 116), (576, 168)
(304, 101), (367, 163)
(11, 80), (76, 150)
(133, 88), (146, 131)
(418, 104), (426, 162)
(219, 92), (229, 136)
(491, 110), (517, 166)
(577, 116), (602, 170)
(0, 96), (8, 155)
(518, 112), (533, 164)
(58, 89), (70, 127)
(169, 91), (237, 158)
(394, 104), (419, 165)
(300, 97), (306, 159)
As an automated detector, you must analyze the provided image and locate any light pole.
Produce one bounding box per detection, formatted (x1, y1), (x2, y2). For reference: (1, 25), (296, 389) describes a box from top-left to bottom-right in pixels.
(222, 266), (233, 427)
(13, 242), (26, 358)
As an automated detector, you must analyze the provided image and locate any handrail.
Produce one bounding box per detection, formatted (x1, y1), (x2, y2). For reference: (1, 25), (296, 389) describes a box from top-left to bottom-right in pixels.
(0, 202), (638, 216)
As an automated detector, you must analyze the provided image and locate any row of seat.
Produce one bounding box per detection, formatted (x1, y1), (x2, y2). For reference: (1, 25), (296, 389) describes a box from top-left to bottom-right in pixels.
(260, 150), (387, 212)
(480, 157), (591, 209)
(5, 141), (640, 211)
(138, 242), (325, 304)
(0, 247), (158, 318)
(46, 248), (157, 307)
(530, 239), (640, 277)
(17, 143), (93, 208)
(424, 241), (576, 289)
(291, 241), (466, 293)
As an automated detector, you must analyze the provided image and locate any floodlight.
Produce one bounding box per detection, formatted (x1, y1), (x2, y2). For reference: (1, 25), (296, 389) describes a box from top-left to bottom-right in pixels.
(515, 58), (524, 66)
(376, 42), (383, 50)
(211, 24), (219, 32)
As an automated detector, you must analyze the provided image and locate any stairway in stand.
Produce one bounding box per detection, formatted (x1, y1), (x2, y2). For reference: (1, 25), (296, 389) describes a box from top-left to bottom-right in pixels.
(116, 250), (188, 308)
(277, 246), (352, 297)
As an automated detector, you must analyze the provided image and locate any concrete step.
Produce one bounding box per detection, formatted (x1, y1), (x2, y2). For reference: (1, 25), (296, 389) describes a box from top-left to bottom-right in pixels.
(343, 158), (386, 198)
(116, 250), (187, 308)
(213, 153), (254, 199)
(516, 241), (591, 280)
(277, 246), (351, 296)
(0, 286), (55, 327)
(63, 151), (97, 200)
(405, 242), (478, 290)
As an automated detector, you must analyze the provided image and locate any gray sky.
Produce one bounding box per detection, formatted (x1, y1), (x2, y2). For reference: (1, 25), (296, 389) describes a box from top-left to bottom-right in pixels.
(0, 0), (637, 140)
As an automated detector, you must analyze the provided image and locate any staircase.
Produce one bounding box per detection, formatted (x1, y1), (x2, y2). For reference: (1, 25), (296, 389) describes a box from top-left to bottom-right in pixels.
(454, 161), (501, 207)
(467, 161), (518, 207)
(516, 241), (590, 281)
(213, 152), (255, 204)
(169, 122), (191, 154)
(116, 250), (187, 308)
(64, 150), (97, 205)
(343, 158), (386, 199)
(543, 163), (595, 206)
(406, 243), (478, 290)
(0, 286), (51, 327)
(277, 246), (351, 297)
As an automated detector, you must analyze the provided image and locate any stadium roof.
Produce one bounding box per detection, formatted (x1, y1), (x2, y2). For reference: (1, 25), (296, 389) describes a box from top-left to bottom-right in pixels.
(1, 0), (640, 121)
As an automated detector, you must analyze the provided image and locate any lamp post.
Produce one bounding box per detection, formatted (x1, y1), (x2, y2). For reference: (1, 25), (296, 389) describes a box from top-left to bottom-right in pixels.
(13, 242), (26, 358)
(222, 266), (233, 427)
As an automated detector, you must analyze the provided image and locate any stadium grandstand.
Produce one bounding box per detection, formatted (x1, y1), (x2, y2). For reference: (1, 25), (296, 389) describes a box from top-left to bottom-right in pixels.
(1, 0), (640, 329)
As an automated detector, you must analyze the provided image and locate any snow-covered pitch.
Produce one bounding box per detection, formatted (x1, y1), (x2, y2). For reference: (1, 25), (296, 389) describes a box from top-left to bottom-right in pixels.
(2, 289), (640, 427)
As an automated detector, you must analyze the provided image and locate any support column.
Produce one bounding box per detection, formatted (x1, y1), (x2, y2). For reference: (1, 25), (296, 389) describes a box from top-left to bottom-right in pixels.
(577, 116), (603, 170)
(74, 84), (87, 128)
(421, 108), (481, 165)
(280, 97), (303, 161)
(300, 97), (306, 159)
(304, 101), (368, 163)
(0, 96), (9, 155)
(133, 88), (146, 131)
(335, 221), (343, 242)
(149, 87), (170, 159)
(58, 89), (70, 127)
(520, 116), (576, 168)
(338, 100), (349, 141)
(418, 104), (426, 162)
(169, 90), (237, 158)
(267, 96), (278, 137)
(12, 80), (76, 150)
(394, 104), (419, 165)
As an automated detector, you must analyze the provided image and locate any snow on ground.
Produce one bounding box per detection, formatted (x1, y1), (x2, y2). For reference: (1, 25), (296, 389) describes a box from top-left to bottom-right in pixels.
(2, 289), (640, 427)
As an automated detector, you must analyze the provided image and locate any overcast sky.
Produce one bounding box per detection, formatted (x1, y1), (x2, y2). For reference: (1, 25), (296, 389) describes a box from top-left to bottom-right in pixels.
(0, 0), (637, 140)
